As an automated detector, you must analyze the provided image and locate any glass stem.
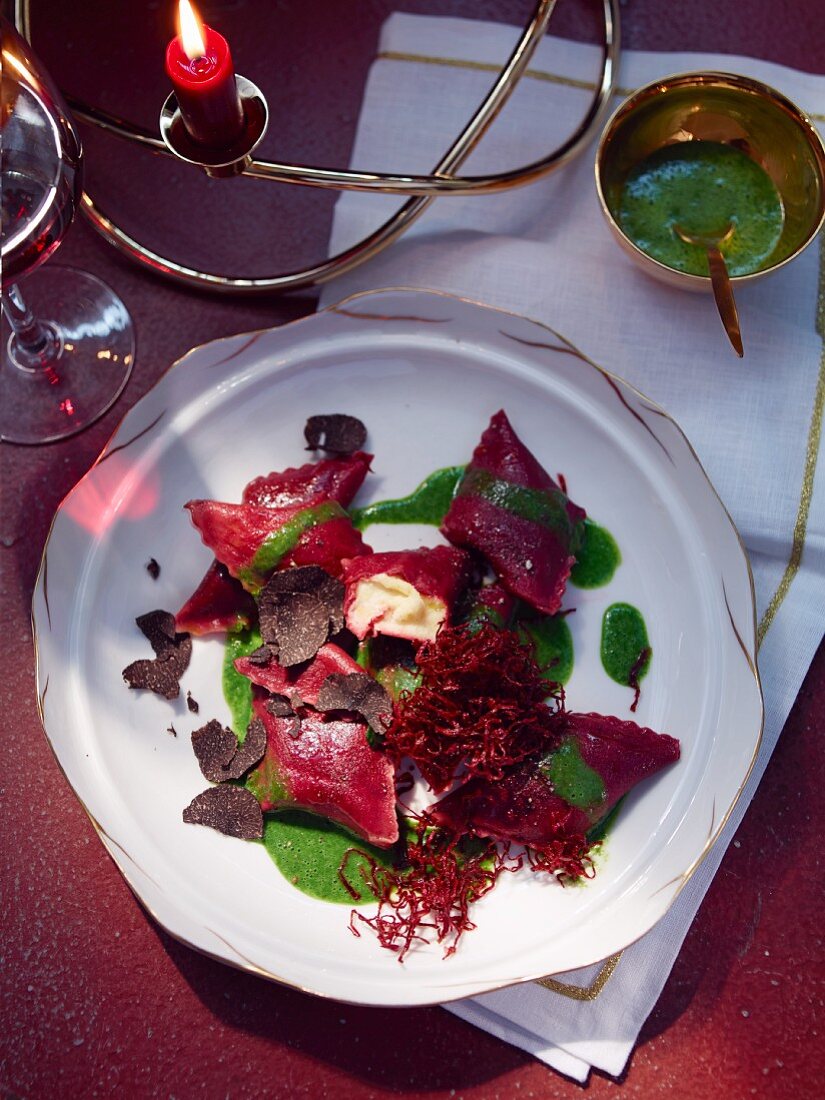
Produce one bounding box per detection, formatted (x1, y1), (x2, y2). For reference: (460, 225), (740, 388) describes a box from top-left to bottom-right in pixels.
(2, 282), (61, 370)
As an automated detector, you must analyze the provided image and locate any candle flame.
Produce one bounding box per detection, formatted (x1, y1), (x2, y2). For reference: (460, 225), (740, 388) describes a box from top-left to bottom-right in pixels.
(177, 0), (206, 61)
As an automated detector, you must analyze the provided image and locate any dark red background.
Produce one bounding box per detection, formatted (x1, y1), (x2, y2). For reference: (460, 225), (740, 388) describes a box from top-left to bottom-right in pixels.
(2, 2), (824, 1097)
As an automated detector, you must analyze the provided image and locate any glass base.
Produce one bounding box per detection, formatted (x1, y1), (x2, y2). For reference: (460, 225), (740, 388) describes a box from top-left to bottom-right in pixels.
(1, 266), (134, 444)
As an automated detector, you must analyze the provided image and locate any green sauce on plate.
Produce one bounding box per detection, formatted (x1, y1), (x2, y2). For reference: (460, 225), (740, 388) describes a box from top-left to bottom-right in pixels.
(542, 735), (605, 809)
(570, 519), (621, 589)
(519, 614), (574, 686)
(618, 141), (784, 276)
(262, 811), (397, 905)
(350, 466), (465, 529)
(601, 602), (651, 688)
(223, 626), (263, 736)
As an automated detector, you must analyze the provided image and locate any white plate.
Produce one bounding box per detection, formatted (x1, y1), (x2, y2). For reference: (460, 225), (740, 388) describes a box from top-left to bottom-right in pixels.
(33, 288), (763, 1007)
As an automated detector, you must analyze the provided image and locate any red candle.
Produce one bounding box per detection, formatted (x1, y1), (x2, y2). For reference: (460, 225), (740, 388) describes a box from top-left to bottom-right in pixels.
(165, 0), (244, 148)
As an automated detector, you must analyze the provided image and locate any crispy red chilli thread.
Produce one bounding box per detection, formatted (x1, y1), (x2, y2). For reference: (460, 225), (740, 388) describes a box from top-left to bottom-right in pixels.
(383, 622), (563, 792)
(628, 645), (652, 713)
(341, 815), (521, 962)
(337, 626), (594, 959)
(525, 834), (595, 881)
(339, 818), (593, 960)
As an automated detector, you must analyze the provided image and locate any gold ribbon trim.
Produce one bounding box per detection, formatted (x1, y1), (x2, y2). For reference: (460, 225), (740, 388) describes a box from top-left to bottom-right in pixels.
(757, 234), (825, 645)
(377, 50), (825, 123)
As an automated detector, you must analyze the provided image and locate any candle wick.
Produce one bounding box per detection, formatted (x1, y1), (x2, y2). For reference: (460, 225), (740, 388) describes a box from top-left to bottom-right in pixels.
(178, 0), (207, 62)
(179, 38), (206, 63)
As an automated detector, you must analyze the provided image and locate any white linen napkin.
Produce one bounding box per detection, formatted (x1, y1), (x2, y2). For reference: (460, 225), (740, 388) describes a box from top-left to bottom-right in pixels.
(319, 14), (825, 1082)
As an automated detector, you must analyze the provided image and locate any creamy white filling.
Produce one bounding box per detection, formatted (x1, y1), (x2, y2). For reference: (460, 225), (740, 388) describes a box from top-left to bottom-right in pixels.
(347, 573), (446, 641)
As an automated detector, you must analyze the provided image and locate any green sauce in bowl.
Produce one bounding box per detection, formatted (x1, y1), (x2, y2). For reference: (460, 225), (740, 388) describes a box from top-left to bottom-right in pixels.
(618, 141), (784, 276)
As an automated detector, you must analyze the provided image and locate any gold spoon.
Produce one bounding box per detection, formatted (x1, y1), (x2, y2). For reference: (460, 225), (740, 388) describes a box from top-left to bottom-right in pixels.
(674, 223), (743, 357)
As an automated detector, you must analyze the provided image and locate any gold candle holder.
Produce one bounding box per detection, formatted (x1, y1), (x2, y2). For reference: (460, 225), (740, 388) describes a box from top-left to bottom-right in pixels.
(13, 0), (621, 296)
(159, 75), (268, 179)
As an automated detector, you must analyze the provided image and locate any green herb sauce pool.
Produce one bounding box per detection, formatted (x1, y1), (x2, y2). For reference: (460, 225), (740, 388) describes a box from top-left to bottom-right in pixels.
(518, 615), (574, 686)
(600, 602), (651, 690)
(350, 466), (465, 530)
(223, 626), (262, 736)
(570, 519), (621, 589)
(262, 811), (396, 905)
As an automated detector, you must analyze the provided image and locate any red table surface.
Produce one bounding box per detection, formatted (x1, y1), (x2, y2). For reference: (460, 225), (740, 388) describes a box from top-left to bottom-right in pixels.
(2, 2), (823, 1097)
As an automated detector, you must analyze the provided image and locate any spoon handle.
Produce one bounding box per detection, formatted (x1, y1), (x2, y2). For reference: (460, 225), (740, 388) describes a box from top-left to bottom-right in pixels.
(706, 247), (743, 357)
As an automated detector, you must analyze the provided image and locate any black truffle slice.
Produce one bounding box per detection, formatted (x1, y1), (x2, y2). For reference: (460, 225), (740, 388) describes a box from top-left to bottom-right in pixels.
(183, 786), (263, 839)
(186, 692), (200, 714)
(123, 609), (192, 699)
(258, 567), (345, 667)
(316, 672), (394, 734)
(265, 695), (294, 718)
(146, 558), (161, 580)
(136, 610), (174, 652)
(263, 698), (302, 737)
(261, 566), (345, 634)
(122, 657), (186, 700)
(230, 717), (268, 778)
(191, 720), (237, 783)
(262, 592), (330, 667)
(284, 716), (302, 739)
(304, 414), (367, 455)
(247, 645), (274, 668)
(191, 718), (267, 783)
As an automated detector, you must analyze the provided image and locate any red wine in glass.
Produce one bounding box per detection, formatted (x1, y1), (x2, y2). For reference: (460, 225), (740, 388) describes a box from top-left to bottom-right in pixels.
(1, 20), (135, 444)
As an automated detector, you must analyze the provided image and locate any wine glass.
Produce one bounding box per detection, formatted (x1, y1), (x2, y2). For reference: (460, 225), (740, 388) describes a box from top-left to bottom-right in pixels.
(1, 19), (134, 444)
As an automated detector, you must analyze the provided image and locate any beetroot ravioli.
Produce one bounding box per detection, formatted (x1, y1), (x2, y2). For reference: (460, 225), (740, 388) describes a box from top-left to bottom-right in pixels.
(185, 498), (370, 593)
(175, 560), (256, 636)
(177, 453), (371, 632)
(235, 642), (360, 709)
(242, 451), (372, 510)
(442, 410), (585, 614)
(124, 410), (680, 961)
(430, 712), (681, 849)
(246, 697), (398, 848)
(343, 546), (473, 643)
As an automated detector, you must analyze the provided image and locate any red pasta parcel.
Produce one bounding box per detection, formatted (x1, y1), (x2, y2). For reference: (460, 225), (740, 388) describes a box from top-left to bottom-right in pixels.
(442, 409), (586, 614)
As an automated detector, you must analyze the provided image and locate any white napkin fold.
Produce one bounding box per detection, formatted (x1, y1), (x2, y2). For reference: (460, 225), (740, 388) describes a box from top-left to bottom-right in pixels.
(319, 14), (825, 1082)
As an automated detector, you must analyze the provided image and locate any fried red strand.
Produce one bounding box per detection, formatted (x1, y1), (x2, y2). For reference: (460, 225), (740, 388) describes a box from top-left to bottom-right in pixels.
(343, 814), (520, 962)
(383, 622), (563, 791)
(628, 645), (652, 713)
(525, 835), (594, 881)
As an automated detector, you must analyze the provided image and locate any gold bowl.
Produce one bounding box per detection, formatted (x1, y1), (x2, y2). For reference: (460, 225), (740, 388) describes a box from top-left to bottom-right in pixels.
(595, 71), (825, 291)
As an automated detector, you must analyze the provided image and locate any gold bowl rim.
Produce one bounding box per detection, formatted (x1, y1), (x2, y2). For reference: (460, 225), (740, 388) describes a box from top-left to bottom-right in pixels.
(594, 70), (825, 287)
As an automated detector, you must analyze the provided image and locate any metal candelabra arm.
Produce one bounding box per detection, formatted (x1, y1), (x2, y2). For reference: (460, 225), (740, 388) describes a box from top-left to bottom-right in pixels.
(14, 0), (621, 296)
